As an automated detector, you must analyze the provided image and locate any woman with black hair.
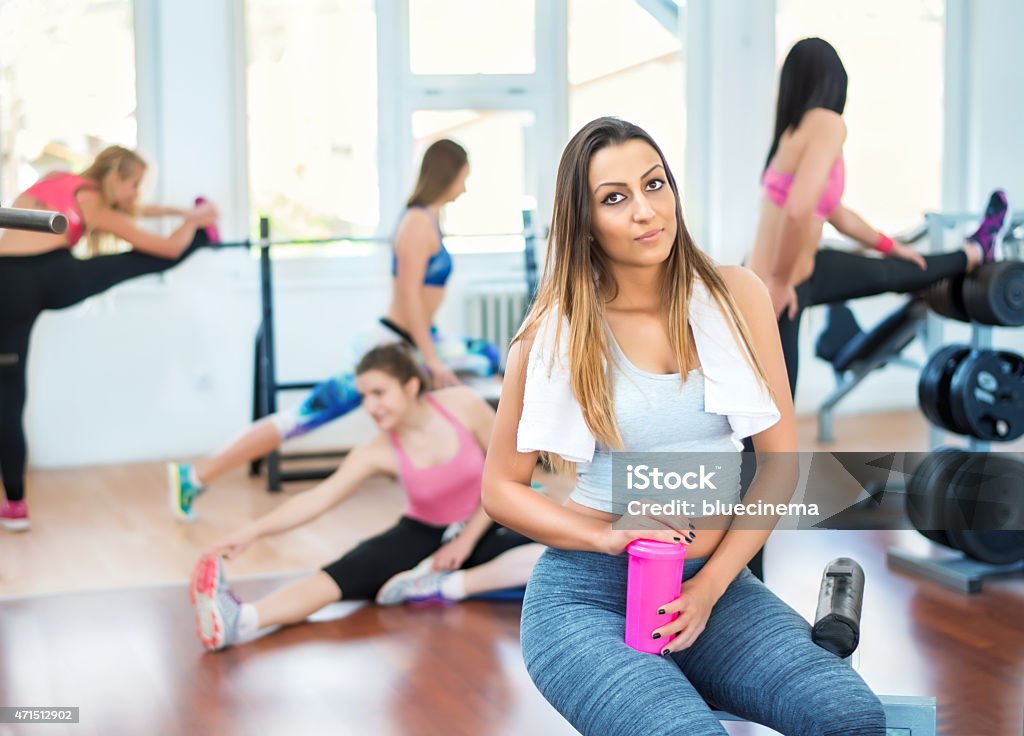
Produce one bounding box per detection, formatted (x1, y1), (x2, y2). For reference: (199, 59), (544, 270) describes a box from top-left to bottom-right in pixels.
(748, 37), (1010, 396)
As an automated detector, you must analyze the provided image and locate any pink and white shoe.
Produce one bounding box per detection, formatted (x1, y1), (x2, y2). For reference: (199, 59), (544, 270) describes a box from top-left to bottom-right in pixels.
(189, 555), (242, 651)
(0, 500), (29, 531)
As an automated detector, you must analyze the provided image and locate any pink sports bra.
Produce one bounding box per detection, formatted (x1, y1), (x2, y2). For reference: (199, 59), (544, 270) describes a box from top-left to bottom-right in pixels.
(762, 156), (845, 221)
(388, 394), (485, 526)
(22, 172), (96, 247)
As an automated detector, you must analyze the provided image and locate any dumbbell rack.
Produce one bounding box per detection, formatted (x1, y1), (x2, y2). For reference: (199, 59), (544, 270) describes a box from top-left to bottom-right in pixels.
(887, 209), (1024, 593)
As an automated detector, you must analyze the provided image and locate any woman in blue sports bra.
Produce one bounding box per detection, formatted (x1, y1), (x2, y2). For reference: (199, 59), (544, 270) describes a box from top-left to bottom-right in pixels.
(167, 139), (502, 519)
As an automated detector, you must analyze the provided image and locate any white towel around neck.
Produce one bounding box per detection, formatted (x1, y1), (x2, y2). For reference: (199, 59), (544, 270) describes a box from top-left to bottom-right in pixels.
(516, 280), (780, 462)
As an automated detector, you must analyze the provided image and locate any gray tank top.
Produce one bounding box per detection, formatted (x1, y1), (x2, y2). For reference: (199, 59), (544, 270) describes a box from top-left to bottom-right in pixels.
(570, 330), (742, 515)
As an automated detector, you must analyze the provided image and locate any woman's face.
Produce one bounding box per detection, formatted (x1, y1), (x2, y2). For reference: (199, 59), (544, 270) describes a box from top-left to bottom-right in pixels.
(356, 369), (420, 432)
(441, 163), (469, 205)
(587, 139), (677, 269)
(110, 165), (145, 209)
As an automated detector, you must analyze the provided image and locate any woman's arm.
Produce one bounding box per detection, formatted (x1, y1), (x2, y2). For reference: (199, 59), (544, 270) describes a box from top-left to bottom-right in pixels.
(205, 440), (386, 557)
(84, 198), (217, 258)
(827, 204), (881, 247)
(139, 205), (188, 218)
(829, 204), (926, 269)
(392, 210), (444, 364)
(770, 109), (847, 285)
(482, 336), (688, 552)
(696, 266), (799, 595)
(85, 206), (197, 258)
(655, 266), (800, 653)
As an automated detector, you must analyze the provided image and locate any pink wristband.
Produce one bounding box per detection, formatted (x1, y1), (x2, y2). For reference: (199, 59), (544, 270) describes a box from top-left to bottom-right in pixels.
(874, 233), (895, 254)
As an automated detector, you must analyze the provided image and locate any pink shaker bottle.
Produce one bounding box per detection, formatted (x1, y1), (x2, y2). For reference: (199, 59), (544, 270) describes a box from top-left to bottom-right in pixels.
(625, 540), (687, 653)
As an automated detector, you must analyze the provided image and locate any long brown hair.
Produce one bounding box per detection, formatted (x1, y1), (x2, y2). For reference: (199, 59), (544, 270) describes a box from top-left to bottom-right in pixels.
(80, 145), (147, 255)
(514, 117), (772, 460)
(355, 343), (428, 396)
(406, 139), (468, 208)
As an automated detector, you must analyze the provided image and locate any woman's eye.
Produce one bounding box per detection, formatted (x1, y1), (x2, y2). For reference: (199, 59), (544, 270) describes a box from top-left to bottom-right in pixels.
(602, 192), (625, 205)
(646, 179), (665, 191)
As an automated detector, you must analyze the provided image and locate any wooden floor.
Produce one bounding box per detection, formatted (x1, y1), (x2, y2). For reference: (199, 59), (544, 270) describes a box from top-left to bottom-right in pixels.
(2, 410), (1023, 735)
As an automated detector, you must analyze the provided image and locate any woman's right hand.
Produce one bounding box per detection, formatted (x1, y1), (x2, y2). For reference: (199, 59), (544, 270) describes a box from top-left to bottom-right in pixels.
(425, 360), (461, 388)
(203, 528), (256, 560)
(598, 520), (695, 556)
(188, 201), (219, 227)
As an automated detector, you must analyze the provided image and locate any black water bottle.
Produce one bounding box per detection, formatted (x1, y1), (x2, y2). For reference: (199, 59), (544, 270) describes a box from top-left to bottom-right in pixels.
(811, 557), (865, 658)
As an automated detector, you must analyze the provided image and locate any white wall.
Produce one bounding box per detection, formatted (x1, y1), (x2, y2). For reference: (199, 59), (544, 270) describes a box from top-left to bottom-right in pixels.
(15, 0), (1024, 468)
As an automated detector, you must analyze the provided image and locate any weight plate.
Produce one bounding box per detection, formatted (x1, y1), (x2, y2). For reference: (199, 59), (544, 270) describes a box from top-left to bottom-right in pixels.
(945, 453), (1024, 564)
(918, 345), (971, 433)
(949, 349), (1024, 441)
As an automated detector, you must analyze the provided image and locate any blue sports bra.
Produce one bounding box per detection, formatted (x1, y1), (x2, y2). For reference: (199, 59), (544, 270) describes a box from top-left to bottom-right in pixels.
(391, 206), (453, 287)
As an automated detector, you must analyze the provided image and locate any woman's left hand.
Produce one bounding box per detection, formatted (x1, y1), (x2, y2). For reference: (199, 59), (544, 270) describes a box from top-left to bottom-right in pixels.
(431, 535), (474, 571)
(651, 575), (721, 654)
(887, 242), (927, 270)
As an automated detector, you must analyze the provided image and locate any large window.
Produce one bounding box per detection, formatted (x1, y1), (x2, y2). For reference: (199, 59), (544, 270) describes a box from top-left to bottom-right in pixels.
(568, 0), (686, 184)
(411, 110), (534, 252)
(408, 0), (535, 75)
(245, 0), (378, 241)
(0, 0), (137, 203)
(776, 0), (945, 233)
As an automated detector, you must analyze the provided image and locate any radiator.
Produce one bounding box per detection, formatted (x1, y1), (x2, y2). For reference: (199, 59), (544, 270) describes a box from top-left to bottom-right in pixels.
(463, 286), (528, 366)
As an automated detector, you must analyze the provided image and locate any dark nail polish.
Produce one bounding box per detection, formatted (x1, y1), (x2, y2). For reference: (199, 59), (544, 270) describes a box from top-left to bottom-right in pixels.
(688, 522), (695, 529)
(662, 648), (671, 656)
(673, 536), (681, 542)
(652, 633), (662, 640)
(657, 608), (665, 615)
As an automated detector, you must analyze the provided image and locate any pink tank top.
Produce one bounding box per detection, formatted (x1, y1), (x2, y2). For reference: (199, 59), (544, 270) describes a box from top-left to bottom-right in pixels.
(762, 156), (845, 221)
(23, 172), (96, 247)
(388, 394), (485, 526)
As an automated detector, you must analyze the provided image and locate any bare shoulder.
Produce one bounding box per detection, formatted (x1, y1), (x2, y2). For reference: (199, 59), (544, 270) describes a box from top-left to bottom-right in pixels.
(800, 108), (847, 140)
(717, 264), (770, 306)
(396, 207), (437, 239)
(431, 384), (480, 411)
(349, 432), (397, 476)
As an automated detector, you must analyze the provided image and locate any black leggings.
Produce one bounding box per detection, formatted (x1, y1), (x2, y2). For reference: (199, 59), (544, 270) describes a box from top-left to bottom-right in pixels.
(779, 248), (969, 397)
(322, 516), (533, 600)
(0, 234), (209, 502)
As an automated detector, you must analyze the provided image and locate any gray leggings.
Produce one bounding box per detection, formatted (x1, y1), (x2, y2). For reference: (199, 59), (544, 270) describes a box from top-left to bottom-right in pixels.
(521, 548), (885, 736)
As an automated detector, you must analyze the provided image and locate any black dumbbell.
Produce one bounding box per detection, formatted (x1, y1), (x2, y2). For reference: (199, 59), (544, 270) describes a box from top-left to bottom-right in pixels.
(962, 261), (1024, 326)
(919, 347), (1024, 441)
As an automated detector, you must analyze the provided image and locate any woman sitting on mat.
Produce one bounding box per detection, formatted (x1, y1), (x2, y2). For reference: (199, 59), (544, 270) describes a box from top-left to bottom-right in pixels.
(749, 37), (1009, 397)
(0, 145), (219, 531)
(169, 138), (501, 520)
(189, 343), (542, 652)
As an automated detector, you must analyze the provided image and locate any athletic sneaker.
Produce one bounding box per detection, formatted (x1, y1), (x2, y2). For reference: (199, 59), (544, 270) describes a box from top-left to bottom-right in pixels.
(190, 555), (242, 651)
(968, 189), (1011, 263)
(376, 558), (452, 606)
(168, 462), (203, 521)
(0, 500), (29, 532)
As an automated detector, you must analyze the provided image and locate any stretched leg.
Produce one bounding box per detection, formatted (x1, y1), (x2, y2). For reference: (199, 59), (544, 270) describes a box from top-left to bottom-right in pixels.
(376, 539), (545, 604)
(376, 525), (540, 604)
(170, 372), (362, 519)
(807, 247), (970, 307)
(193, 418), (282, 487)
(672, 566), (885, 735)
(250, 571), (341, 628)
(190, 518), (443, 651)
(42, 230), (211, 310)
